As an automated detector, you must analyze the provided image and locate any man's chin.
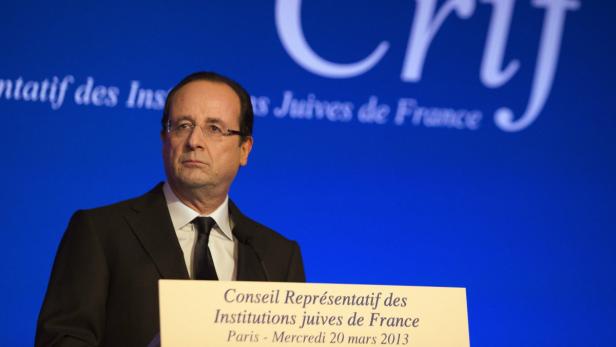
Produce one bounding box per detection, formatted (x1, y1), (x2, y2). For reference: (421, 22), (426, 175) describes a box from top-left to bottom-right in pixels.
(168, 174), (214, 190)
(177, 179), (213, 190)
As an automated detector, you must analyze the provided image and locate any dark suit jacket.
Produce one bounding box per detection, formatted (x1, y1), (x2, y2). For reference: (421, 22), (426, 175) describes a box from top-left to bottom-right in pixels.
(36, 184), (305, 347)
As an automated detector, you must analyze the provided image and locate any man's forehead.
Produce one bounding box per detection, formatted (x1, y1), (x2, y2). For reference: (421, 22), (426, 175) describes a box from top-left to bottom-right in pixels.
(171, 80), (239, 105)
(169, 80), (241, 122)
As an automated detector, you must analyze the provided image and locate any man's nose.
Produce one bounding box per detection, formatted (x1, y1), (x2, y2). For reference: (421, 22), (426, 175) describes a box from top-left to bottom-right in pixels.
(186, 125), (207, 149)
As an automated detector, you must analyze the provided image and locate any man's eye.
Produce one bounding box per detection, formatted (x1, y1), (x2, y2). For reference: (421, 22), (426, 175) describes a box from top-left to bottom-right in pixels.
(176, 123), (193, 130)
(208, 124), (224, 134)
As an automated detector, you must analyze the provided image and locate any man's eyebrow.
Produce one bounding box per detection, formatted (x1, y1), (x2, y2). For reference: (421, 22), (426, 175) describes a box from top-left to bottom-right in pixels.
(170, 115), (194, 122)
(170, 116), (228, 126)
(204, 117), (225, 125)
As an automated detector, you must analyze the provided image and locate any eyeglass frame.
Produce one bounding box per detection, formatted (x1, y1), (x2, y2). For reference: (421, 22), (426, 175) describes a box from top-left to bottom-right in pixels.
(165, 119), (246, 140)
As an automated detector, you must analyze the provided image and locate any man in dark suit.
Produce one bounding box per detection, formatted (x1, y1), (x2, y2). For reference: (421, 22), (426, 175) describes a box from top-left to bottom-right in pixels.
(36, 72), (305, 346)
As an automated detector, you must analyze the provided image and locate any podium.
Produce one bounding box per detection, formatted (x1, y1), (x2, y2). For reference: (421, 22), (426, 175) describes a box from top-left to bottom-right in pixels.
(159, 280), (469, 347)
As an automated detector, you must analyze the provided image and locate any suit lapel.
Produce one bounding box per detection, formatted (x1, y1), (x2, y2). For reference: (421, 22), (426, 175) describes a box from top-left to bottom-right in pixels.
(123, 187), (263, 281)
(125, 184), (190, 280)
(236, 242), (266, 281)
(230, 201), (267, 281)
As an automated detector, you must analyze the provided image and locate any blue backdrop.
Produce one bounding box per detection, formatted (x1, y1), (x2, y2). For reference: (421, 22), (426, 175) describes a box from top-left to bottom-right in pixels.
(1, 0), (614, 345)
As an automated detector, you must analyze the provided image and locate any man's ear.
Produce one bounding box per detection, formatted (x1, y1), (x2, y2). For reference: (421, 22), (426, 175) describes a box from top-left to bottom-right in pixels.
(239, 137), (253, 166)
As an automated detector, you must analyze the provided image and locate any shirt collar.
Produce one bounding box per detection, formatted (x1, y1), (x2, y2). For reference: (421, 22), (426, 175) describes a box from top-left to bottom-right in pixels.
(162, 182), (234, 240)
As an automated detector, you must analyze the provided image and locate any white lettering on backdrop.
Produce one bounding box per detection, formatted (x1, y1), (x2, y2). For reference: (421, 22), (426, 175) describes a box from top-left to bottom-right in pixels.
(275, 0), (580, 132)
(0, 75), (482, 131)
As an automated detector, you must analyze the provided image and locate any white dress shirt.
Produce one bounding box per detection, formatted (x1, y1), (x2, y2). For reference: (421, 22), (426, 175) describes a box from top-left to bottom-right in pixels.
(162, 183), (237, 280)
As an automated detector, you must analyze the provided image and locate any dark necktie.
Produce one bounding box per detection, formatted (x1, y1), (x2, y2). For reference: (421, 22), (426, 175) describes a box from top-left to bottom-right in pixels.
(192, 217), (219, 280)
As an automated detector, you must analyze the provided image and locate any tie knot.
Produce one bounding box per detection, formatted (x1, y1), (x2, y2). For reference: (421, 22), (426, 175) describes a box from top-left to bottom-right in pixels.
(193, 217), (216, 236)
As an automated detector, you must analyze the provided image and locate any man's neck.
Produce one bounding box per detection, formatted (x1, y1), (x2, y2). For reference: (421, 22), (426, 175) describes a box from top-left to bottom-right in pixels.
(167, 182), (227, 215)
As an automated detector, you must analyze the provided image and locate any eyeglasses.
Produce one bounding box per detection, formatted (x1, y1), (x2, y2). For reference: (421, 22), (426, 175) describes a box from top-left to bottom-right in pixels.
(165, 120), (245, 140)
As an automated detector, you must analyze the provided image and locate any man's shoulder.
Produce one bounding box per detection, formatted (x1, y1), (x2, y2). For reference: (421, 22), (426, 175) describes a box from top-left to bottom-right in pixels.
(74, 183), (165, 220)
(229, 200), (297, 246)
(229, 201), (305, 282)
(240, 213), (291, 242)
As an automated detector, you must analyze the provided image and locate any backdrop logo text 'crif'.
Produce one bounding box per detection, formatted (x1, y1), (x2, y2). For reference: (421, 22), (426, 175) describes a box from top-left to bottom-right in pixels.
(275, 0), (580, 132)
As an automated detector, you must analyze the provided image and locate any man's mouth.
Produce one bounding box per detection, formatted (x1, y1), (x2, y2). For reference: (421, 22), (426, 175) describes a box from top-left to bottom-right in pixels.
(182, 159), (207, 166)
